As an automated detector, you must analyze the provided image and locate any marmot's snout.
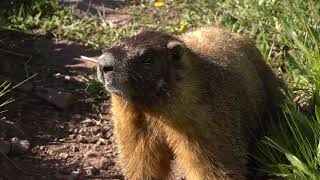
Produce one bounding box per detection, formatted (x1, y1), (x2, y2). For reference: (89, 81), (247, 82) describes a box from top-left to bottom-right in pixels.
(97, 52), (124, 96)
(97, 31), (187, 105)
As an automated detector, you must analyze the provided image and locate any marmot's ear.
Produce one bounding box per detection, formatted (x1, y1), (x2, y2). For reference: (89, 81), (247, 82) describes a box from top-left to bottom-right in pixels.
(167, 40), (185, 60)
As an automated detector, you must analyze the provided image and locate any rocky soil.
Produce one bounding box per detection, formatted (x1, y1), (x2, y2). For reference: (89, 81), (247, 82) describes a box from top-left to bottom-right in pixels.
(0, 1), (186, 179)
(0, 30), (184, 180)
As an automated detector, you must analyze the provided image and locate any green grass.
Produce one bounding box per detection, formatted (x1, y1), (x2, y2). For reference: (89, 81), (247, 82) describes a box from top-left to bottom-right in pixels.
(0, 74), (37, 113)
(1, 0), (320, 179)
(0, 82), (15, 113)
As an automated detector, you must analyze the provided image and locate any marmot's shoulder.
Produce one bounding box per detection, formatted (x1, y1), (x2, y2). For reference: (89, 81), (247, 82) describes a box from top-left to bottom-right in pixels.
(179, 26), (256, 65)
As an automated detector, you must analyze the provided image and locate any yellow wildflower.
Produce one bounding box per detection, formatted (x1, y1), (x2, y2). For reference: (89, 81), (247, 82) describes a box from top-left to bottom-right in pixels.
(179, 22), (188, 31)
(154, 2), (165, 7)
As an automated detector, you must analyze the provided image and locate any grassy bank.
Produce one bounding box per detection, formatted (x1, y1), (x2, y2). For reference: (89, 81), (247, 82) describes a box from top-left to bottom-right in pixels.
(1, 0), (320, 179)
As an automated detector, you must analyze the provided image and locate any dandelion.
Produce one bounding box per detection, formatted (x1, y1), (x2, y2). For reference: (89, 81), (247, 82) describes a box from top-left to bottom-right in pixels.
(154, 2), (165, 8)
(179, 22), (188, 31)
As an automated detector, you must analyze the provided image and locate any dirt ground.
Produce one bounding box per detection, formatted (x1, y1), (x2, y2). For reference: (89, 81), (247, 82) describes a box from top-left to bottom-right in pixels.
(0, 29), (184, 180)
(0, 1), (186, 179)
(0, 29), (120, 180)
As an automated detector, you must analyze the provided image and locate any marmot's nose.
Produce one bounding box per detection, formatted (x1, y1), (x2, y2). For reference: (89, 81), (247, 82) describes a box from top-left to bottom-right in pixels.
(98, 52), (116, 73)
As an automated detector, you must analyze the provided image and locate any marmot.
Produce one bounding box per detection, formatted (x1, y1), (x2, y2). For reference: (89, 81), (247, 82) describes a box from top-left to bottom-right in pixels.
(97, 26), (280, 180)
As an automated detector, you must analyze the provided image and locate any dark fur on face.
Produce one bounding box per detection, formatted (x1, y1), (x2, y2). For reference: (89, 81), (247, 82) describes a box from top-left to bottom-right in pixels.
(97, 31), (186, 106)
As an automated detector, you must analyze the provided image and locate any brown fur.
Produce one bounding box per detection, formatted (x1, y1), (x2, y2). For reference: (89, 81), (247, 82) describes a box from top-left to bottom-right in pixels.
(97, 26), (280, 180)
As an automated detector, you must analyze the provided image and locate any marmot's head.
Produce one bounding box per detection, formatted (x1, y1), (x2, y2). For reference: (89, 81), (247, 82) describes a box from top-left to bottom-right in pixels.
(97, 31), (188, 106)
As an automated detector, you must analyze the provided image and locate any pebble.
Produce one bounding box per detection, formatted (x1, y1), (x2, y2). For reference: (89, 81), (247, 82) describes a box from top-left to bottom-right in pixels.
(84, 150), (100, 159)
(103, 131), (113, 139)
(101, 127), (110, 135)
(71, 146), (79, 152)
(71, 168), (81, 177)
(88, 137), (98, 144)
(85, 166), (100, 176)
(90, 126), (101, 135)
(59, 152), (69, 159)
(71, 128), (78, 134)
(47, 149), (56, 156)
(64, 75), (71, 80)
(39, 146), (46, 151)
(77, 135), (88, 143)
(10, 137), (30, 154)
(81, 119), (95, 127)
(68, 157), (81, 167)
(69, 134), (76, 139)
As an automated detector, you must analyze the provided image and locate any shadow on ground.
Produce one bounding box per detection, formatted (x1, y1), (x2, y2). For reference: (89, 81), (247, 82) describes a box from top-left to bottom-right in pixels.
(0, 29), (123, 180)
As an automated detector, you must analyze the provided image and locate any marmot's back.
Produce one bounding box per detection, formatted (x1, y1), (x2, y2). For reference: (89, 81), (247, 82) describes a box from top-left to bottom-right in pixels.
(180, 27), (280, 127)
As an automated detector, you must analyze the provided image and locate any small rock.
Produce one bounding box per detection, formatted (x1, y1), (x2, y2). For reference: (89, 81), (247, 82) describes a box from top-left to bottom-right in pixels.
(69, 134), (76, 139)
(78, 128), (87, 134)
(81, 119), (95, 127)
(83, 150), (100, 159)
(59, 153), (69, 159)
(83, 150), (110, 170)
(104, 131), (113, 139)
(85, 166), (100, 176)
(49, 144), (69, 153)
(107, 140), (113, 145)
(39, 146), (46, 151)
(99, 157), (110, 168)
(47, 149), (56, 156)
(77, 135), (88, 143)
(101, 127), (110, 135)
(72, 128), (78, 134)
(87, 137), (98, 144)
(68, 157), (81, 167)
(93, 140), (102, 148)
(90, 127), (101, 135)
(71, 146), (79, 152)
(71, 168), (81, 178)
(98, 138), (107, 144)
(10, 137), (30, 154)
(77, 135), (97, 144)
(64, 75), (71, 80)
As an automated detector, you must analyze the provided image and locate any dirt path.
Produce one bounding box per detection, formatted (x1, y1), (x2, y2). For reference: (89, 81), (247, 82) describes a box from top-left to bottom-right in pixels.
(0, 2), (186, 179)
(0, 28), (184, 179)
(0, 29), (123, 179)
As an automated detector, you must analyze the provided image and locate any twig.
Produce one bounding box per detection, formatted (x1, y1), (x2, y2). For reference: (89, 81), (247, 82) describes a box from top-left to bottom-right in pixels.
(80, 55), (98, 63)
(0, 48), (31, 58)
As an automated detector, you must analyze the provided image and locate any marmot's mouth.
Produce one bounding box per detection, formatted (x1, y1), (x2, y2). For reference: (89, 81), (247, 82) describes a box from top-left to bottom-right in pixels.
(104, 82), (123, 96)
